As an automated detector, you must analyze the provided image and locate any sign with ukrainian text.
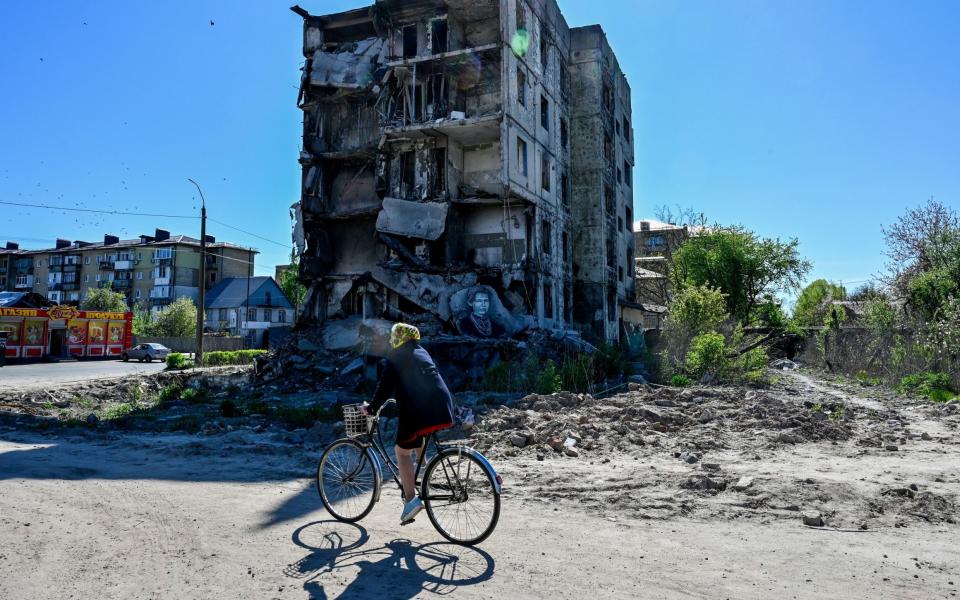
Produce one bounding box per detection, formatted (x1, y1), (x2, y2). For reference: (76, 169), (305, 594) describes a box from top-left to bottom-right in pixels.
(49, 305), (81, 321)
(83, 311), (127, 320)
(0, 308), (40, 317)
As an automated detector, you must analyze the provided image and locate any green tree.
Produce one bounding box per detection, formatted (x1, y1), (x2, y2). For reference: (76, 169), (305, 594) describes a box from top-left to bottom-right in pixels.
(131, 302), (155, 336)
(81, 287), (129, 312)
(661, 284), (728, 366)
(671, 226), (811, 325)
(279, 250), (307, 322)
(150, 297), (197, 337)
(793, 279), (846, 326)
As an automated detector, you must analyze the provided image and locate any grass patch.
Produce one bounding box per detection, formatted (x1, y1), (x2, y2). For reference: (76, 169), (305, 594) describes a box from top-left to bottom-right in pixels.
(180, 388), (210, 405)
(101, 403), (136, 421)
(855, 370), (882, 387)
(165, 353), (192, 370)
(159, 383), (182, 402)
(201, 350), (269, 367)
(897, 372), (956, 402)
(670, 374), (691, 387)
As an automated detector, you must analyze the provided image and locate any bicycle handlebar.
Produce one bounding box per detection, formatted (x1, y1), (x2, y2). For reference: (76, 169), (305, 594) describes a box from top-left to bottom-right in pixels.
(368, 398), (395, 421)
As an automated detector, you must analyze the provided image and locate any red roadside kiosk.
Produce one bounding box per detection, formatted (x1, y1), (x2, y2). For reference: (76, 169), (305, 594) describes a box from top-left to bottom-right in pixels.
(0, 295), (133, 360)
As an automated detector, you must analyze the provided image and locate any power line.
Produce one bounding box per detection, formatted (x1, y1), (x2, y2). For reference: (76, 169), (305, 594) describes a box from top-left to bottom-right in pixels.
(207, 217), (290, 249)
(0, 200), (197, 219)
(2, 199), (291, 254)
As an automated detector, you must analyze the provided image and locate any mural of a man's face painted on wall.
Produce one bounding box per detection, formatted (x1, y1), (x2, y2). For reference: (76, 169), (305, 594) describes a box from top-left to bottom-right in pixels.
(469, 291), (490, 318)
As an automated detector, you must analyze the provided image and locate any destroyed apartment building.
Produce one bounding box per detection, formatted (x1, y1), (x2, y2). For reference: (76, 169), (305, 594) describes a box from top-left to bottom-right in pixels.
(291, 0), (636, 352)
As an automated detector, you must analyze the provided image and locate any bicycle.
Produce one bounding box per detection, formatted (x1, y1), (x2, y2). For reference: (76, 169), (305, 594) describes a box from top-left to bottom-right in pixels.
(316, 399), (502, 546)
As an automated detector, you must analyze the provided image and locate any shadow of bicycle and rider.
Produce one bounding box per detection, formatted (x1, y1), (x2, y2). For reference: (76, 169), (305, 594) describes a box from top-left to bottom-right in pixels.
(284, 520), (495, 599)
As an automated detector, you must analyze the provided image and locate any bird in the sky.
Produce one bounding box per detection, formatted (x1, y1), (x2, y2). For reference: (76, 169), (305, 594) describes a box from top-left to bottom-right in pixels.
(210, 20), (215, 26)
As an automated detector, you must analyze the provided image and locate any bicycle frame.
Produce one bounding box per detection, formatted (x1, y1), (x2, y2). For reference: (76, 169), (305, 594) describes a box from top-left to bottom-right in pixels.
(350, 399), (436, 494)
(350, 399), (502, 502)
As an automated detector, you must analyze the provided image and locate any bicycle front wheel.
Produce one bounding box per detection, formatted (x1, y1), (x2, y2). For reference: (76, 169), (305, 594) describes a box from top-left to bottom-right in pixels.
(422, 449), (500, 545)
(316, 439), (379, 522)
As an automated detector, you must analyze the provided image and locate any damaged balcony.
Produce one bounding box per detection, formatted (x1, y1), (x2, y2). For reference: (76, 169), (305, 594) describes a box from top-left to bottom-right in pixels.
(378, 47), (503, 146)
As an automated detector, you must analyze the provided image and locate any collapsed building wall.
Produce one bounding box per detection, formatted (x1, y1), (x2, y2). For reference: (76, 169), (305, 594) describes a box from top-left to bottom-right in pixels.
(291, 0), (634, 351)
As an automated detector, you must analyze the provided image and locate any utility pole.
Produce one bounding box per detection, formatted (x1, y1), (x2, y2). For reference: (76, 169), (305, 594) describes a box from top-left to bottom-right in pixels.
(188, 178), (207, 366)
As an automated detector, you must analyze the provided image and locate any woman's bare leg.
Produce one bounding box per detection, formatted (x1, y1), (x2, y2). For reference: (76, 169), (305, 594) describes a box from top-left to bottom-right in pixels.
(395, 445), (416, 502)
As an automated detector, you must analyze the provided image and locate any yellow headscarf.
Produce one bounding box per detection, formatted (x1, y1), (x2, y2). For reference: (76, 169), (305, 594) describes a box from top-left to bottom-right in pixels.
(390, 322), (421, 349)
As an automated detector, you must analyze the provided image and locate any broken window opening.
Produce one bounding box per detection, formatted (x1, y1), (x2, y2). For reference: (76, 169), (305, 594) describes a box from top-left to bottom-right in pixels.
(607, 293), (617, 322)
(540, 34), (548, 69)
(618, 266), (624, 282)
(561, 173), (569, 209)
(605, 185), (615, 215)
(541, 219), (552, 255)
(432, 147), (447, 198)
(624, 161), (632, 188)
(625, 206), (633, 229)
(561, 231), (569, 263)
(431, 19), (448, 54)
(517, 137), (528, 177)
(426, 75), (446, 120)
(516, 2), (527, 32)
(564, 283), (573, 323)
(617, 167), (622, 184)
(540, 95), (550, 130)
(544, 282), (554, 319)
(623, 116), (631, 141)
(618, 216), (624, 232)
(604, 133), (613, 162)
(541, 156), (550, 191)
(403, 25), (418, 59)
(400, 151), (416, 200)
(560, 118), (568, 148)
(517, 67), (526, 107)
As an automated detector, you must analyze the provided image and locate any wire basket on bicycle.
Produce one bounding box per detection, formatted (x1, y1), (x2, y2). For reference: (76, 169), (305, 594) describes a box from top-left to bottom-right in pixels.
(341, 403), (370, 438)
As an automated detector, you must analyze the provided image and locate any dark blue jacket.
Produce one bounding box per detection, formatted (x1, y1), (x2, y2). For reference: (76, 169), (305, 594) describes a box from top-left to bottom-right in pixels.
(369, 342), (455, 444)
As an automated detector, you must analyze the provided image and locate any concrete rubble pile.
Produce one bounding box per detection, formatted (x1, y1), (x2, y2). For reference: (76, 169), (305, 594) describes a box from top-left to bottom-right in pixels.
(469, 385), (855, 460)
(464, 379), (960, 528)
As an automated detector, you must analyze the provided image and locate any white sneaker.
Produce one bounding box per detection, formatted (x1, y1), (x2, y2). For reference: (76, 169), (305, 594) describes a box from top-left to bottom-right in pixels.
(400, 496), (423, 524)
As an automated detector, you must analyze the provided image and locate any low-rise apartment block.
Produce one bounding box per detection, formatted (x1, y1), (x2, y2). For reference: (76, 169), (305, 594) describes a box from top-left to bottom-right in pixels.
(2, 230), (257, 311)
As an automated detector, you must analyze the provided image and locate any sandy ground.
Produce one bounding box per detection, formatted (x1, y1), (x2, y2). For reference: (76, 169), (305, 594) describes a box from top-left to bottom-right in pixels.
(1, 370), (959, 599)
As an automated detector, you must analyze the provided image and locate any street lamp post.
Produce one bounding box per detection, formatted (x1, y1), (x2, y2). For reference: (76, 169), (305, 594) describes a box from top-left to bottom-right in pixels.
(188, 178), (207, 366)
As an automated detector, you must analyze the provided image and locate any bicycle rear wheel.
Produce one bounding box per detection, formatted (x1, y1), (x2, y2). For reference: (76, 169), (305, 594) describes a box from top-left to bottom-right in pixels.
(316, 439), (379, 522)
(421, 449), (500, 545)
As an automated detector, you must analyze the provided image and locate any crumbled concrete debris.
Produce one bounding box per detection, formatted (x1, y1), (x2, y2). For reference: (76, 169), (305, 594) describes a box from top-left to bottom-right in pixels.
(732, 477), (754, 491)
(802, 512), (825, 527)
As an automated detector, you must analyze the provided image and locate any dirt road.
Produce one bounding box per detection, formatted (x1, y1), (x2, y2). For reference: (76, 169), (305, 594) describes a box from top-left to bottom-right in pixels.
(1, 411), (957, 599)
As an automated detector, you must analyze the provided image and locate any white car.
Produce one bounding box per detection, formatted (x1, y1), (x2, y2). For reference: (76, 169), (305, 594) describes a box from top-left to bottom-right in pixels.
(122, 343), (171, 362)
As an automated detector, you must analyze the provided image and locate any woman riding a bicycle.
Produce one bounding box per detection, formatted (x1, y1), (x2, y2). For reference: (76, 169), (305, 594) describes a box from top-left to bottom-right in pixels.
(365, 322), (455, 524)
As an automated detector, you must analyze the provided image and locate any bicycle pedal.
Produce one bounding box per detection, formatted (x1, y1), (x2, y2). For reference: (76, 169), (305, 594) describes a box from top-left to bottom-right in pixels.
(400, 518), (416, 526)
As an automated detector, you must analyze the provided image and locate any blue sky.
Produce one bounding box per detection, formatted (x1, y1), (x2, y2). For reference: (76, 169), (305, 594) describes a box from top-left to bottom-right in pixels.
(1, 1), (958, 293)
